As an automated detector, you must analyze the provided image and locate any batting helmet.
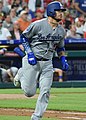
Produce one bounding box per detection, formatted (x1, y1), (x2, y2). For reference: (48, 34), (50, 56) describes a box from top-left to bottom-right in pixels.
(46, 1), (66, 17)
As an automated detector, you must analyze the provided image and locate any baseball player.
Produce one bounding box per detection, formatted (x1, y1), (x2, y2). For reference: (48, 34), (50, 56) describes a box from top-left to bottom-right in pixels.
(14, 1), (69, 120)
(0, 67), (18, 82)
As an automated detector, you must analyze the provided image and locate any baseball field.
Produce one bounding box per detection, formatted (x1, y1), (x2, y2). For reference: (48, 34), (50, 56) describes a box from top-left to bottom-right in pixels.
(0, 88), (86, 120)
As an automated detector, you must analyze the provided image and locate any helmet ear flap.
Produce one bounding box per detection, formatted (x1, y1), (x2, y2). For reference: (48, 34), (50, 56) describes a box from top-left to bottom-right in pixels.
(49, 11), (56, 17)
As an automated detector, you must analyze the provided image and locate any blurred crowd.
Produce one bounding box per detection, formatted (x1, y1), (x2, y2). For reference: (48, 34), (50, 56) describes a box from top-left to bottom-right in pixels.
(0, 0), (85, 40)
(0, 66), (18, 83)
(0, 0), (86, 82)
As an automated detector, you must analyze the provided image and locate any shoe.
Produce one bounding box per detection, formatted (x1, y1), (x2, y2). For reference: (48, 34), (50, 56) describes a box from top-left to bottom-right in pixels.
(13, 68), (22, 87)
(31, 114), (40, 120)
(13, 74), (21, 87)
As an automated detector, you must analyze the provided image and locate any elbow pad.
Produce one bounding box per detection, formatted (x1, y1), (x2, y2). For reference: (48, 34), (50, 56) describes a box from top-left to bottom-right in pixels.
(20, 34), (31, 53)
(20, 34), (28, 43)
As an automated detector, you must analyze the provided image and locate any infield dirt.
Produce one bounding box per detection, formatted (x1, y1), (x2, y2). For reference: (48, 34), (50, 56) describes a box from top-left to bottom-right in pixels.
(0, 94), (86, 120)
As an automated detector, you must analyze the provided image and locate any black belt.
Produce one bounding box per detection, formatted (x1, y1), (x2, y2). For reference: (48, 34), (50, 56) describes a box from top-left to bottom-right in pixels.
(36, 57), (49, 61)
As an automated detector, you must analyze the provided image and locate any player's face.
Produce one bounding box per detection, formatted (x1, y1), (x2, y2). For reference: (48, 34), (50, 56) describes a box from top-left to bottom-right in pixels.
(55, 11), (63, 21)
(48, 10), (64, 26)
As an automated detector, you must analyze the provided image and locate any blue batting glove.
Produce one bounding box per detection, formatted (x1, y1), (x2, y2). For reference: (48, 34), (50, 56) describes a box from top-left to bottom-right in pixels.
(28, 52), (37, 65)
(14, 47), (25, 57)
(60, 56), (69, 71)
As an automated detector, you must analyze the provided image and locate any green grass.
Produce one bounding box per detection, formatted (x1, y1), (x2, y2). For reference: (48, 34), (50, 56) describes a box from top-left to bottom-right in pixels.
(0, 115), (60, 120)
(0, 88), (86, 94)
(0, 115), (29, 120)
(0, 89), (23, 94)
(0, 88), (86, 112)
(50, 88), (86, 94)
(49, 93), (86, 111)
(0, 99), (36, 109)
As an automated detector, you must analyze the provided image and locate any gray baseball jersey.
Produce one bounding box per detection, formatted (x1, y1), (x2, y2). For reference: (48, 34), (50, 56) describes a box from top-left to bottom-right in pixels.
(23, 18), (66, 59)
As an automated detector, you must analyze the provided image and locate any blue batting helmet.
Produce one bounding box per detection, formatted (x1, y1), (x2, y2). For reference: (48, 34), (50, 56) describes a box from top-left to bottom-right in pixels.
(46, 1), (66, 17)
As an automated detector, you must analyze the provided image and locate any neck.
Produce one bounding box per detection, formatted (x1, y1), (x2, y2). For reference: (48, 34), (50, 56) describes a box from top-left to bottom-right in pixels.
(48, 17), (58, 29)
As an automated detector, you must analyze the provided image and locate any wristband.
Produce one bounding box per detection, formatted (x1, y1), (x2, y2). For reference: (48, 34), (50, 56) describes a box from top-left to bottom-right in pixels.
(58, 76), (63, 79)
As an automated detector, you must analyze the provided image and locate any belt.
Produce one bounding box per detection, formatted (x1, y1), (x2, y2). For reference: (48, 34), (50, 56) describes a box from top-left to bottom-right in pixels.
(36, 57), (49, 61)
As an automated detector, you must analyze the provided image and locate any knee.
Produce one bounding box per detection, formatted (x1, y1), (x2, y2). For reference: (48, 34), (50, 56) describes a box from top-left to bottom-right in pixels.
(44, 91), (50, 103)
(39, 88), (50, 102)
(21, 81), (37, 97)
(23, 87), (36, 97)
(24, 90), (36, 97)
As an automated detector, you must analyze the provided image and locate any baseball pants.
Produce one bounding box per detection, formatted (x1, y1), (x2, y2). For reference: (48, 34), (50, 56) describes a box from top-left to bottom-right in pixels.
(17, 55), (53, 120)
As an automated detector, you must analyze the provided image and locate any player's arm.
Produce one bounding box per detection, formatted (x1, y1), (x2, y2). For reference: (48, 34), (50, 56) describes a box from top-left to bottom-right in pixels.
(56, 47), (69, 71)
(20, 34), (37, 65)
(14, 23), (35, 58)
(15, 22), (38, 65)
(55, 28), (69, 71)
(18, 22), (37, 65)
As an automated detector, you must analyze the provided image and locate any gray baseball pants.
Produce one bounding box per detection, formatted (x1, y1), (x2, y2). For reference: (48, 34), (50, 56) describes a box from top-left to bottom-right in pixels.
(16, 55), (53, 120)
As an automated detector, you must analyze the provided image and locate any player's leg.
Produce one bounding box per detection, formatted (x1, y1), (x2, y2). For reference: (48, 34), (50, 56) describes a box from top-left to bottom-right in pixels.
(19, 55), (40, 97)
(31, 60), (53, 120)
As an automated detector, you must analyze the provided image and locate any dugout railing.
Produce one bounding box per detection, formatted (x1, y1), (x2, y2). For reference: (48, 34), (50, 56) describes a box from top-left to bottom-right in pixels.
(0, 38), (86, 88)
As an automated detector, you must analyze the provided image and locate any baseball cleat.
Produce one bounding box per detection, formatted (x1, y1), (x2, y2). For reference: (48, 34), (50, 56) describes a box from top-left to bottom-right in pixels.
(14, 78), (21, 87)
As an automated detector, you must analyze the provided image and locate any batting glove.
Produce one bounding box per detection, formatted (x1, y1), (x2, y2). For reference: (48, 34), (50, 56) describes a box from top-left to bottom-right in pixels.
(60, 56), (69, 71)
(28, 52), (37, 65)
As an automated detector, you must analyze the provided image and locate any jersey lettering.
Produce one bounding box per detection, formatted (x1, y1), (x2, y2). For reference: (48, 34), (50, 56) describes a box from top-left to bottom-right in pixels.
(37, 33), (63, 41)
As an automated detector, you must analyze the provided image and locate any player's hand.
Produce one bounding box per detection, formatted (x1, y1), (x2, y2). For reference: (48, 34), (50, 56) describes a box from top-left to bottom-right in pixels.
(60, 56), (69, 71)
(28, 52), (37, 65)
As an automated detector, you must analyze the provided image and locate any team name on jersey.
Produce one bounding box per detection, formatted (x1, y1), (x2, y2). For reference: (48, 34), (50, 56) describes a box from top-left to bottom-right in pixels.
(37, 33), (63, 41)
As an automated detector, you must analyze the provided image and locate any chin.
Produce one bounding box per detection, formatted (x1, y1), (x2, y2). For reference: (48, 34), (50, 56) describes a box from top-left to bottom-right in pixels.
(56, 19), (62, 22)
